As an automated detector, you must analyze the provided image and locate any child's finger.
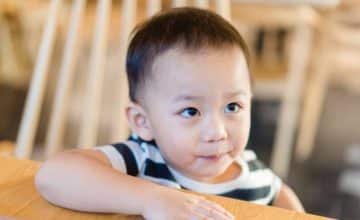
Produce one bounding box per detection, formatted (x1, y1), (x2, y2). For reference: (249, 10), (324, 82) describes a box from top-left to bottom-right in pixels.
(193, 202), (232, 220)
(198, 199), (234, 219)
(189, 212), (212, 220)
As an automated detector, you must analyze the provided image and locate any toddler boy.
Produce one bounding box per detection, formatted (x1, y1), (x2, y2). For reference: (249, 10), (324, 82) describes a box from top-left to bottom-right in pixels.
(36, 7), (304, 220)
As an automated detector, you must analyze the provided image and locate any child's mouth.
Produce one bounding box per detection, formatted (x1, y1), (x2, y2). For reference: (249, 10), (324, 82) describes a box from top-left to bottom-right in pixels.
(198, 153), (227, 161)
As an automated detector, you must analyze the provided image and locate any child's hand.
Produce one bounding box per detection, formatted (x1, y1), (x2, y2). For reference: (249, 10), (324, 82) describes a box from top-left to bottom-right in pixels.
(142, 187), (234, 220)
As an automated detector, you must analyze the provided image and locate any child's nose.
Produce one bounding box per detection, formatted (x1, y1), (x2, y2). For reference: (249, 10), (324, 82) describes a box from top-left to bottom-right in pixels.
(201, 115), (227, 143)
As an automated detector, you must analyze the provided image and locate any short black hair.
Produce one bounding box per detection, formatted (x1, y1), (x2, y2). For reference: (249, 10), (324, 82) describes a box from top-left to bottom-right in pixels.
(126, 7), (251, 103)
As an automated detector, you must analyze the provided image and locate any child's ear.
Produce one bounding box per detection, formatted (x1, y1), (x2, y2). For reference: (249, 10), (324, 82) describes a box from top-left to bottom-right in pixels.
(126, 102), (154, 141)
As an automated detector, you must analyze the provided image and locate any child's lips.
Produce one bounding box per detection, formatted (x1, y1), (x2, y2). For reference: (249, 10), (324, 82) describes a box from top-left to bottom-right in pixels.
(198, 153), (228, 161)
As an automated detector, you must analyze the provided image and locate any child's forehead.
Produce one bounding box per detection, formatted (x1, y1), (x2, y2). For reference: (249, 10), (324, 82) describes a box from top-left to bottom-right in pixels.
(144, 45), (251, 98)
(151, 45), (248, 79)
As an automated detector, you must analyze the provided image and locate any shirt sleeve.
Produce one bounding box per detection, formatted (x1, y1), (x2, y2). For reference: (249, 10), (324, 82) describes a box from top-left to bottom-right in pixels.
(95, 143), (140, 176)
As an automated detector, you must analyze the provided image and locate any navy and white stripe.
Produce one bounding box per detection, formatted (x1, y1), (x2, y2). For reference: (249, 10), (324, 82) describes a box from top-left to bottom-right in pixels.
(96, 134), (282, 205)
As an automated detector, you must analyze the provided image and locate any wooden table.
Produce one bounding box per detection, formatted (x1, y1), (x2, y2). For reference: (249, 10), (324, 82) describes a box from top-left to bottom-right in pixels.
(0, 156), (333, 220)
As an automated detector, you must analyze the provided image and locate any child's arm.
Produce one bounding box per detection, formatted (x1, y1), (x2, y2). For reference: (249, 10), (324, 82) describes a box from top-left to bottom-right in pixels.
(272, 183), (305, 212)
(35, 149), (234, 220)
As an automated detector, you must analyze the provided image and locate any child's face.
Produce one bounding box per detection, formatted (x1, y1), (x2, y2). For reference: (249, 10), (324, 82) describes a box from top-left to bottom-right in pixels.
(139, 46), (251, 182)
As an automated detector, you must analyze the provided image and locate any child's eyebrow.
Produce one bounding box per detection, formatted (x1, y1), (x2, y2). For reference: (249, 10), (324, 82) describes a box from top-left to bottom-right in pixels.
(173, 90), (250, 102)
(173, 94), (202, 102)
(224, 90), (250, 98)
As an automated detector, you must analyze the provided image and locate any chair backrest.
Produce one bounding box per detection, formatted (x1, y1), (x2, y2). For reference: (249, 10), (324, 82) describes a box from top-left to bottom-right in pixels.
(15, 0), (232, 160)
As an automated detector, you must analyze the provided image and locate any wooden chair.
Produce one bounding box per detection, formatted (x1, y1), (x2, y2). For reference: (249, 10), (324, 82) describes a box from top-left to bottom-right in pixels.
(229, 1), (339, 178)
(296, 3), (360, 161)
(15, 0), (123, 159)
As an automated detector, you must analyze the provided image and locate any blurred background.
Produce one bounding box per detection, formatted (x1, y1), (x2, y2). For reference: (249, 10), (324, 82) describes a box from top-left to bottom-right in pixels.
(1, 0), (360, 219)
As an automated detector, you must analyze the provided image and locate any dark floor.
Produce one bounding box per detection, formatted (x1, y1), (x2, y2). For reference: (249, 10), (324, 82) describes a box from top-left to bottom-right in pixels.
(249, 87), (360, 220)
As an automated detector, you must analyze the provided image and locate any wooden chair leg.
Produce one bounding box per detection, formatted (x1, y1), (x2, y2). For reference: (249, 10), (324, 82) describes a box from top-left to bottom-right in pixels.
(172, 0), (187, 7)
(295, 69), (330, 161)
(295, 30), (331, 161)
(45, 0), (86, 158)
(78, 0), (111, 147)
(147, 0), (161, 17)
(270, 22), (313, 179)
(15, 0), (62, 159)
(194, 0), (209, 9)
(109, 0), (137, 142)
(215, 0), (231, 21)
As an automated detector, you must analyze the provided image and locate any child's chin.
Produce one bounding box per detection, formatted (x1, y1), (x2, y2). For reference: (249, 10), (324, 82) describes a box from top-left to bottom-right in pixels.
(202, 156), (232, 171)
(196, 164), (231, 180)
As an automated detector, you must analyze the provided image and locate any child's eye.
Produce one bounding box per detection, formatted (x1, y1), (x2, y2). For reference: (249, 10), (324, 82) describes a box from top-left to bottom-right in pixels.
(225, 103), (241, 113)
(180, 107), (200, 118)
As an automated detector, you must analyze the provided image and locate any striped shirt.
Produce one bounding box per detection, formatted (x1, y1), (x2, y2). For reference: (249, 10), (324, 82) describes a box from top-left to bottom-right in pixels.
(96, 134), (282, 206)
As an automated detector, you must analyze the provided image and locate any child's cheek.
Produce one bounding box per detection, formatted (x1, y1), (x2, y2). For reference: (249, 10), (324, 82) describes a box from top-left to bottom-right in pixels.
(231, 145), (245, 158)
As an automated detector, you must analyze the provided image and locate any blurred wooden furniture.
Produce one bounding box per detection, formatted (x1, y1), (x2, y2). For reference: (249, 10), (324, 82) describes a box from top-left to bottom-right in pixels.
(0, 156), (332, 220)
(230, 1), (339, 178)
(15, 0), (135, 159)
(0, 141), (14, 157)
(13, 0), (238, 160)
(296, 4), (360, 161)
(16, 0), (82, 159)
(0, 0), (32, 89)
